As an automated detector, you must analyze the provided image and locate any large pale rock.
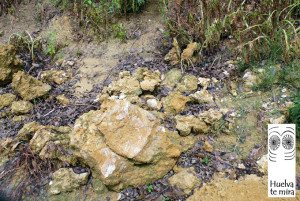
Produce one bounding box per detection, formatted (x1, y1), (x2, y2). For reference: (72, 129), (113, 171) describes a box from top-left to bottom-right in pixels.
(11, 101), (33, 114)
(70, 99), (196, 191)
(0, 44), (23, 85)
(189, 90), (215, 105)
(49, 168), (89, 195)
(107, 73), (142, 97)
(199, 109), (223, 124)
(140, 70), (161, 92)
(162, 69), (182, 89)
(0, 93), (16, 109)
(257, 155), (268, 175)
(181, 42), (198, 61)
(162, 92), (190, 114)
(175, 115), (208, 136)
(12, 71), (51, 101)
(168, 167), (201, 194)
(176, 75), (198, 92)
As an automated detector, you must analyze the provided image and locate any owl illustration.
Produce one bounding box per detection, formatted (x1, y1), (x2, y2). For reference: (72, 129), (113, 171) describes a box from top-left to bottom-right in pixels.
(268, 125), (295, 162)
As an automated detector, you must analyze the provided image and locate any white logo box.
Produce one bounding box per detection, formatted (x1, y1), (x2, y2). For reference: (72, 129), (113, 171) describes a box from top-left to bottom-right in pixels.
(268, 124), (296, 197)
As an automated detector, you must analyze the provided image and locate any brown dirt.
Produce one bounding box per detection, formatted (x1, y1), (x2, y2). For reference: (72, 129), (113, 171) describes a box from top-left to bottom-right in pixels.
(0, 1), (37, 44)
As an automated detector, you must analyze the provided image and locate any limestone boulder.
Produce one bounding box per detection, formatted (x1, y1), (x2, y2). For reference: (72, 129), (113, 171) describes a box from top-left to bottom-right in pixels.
(189, 90), (215, 105)
(49, 168), (89, 195)
(140, 70), (161, 92)
(175, 115), (208, 136)
(0, 93), (16, 109)
(162, 92), (190, 114)
(11, 101), (33, 115)
(243, 71), (259, 90)
(12, 71), (51, 101)
(0, 44), (23, 85)
(162, 69), (182, 89)
(70, 99), (196, 191)
(168, 167), (201, 194)
(107, 72), (142, 97)
(176, 75), (198, 92)
(199, 109), (223, 124)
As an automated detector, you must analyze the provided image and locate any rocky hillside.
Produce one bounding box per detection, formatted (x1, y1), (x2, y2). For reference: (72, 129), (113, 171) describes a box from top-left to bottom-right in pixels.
(0, 0), (299, 201)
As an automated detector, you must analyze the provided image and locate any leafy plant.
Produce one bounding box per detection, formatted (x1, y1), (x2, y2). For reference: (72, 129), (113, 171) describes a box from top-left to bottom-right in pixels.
(8, 31), (41, 61)
(163, 198), (170, 201)
(43, 31), (57, 57)
(112, 23), (127, 41)
(201, 157), (211, 164)
(147, 184), (153, 193)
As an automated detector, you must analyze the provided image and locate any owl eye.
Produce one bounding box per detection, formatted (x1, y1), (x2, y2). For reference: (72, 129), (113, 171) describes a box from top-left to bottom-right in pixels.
(282, 134), (294, 150)
(269, 135), (280, 151)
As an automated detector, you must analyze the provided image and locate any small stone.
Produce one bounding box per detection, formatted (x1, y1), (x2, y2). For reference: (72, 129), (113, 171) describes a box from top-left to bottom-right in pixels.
(56, 95), (70, 105)
(176, 75), (198, 92)
(11, 101), (33, 115)
(181, 42), (198, 62)
(202, 141), (213, 152)
(162, 69), (182, 89)
(67, 61), (75, 66)
(168, 167), (201, 194)
(147, 99), (161, 110)
(49, 168), (89, 195)
(162, 92), (190, 114)
(0, 93), (16, 109)
(12, 115), (30, 123)
(199, 109), (223, 124)
(189, 90), (215, 105)
(198, 77), (211, 90)
(12, 71), (51, 101)
(257, 155), (267, 174)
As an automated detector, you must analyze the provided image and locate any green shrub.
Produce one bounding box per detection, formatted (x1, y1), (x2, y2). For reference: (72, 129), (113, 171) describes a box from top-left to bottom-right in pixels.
(287, 93), (300, 138)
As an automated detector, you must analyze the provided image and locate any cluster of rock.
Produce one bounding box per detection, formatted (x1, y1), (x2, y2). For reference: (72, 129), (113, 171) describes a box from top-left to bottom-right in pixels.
(0, 44), (71, 121)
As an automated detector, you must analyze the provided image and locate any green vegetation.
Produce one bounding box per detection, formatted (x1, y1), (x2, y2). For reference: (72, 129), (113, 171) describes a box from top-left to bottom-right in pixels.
(8, 31), (41, 61)
(287, 93), (300, 138)
(48, 0), (145, 40)
(162, 198), (170, 201)
(147, 184), (153, 193)
(201, 157), (211, 164)
(160, 0), (299, 64)
(43, 31), (58, 57)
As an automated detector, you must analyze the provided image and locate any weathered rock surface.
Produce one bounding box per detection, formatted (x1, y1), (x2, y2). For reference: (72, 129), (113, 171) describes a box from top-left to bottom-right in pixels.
(198, 77), (211, 90)
(199, 109), (223, 124)
(189, 90), (215, 105)
(176, 75), (198, 92)
(70, 99), (197, 191)
(107, 72), (142, 97)
(243, 71), (258, 90)
(168, 167), (201, 194)
(162, 69), (182, 89)
(202, 140), (213, 152)
(11, 101), (33, 115)
(49, 168), (89, 195)
(164, 39), (181, 66)
(0, 93), (16, 109)
(181, 42), (198, 62)
(41, 69), (69, 85)
(12, 71), (51, 101)
(56, 94), (70, 105)
(0, 44), (23, 85)
(140, 70), (161, 92)
(175, 115), (208, 136)
(257, 155), (268, 175)
(162, 92), (190, 114)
